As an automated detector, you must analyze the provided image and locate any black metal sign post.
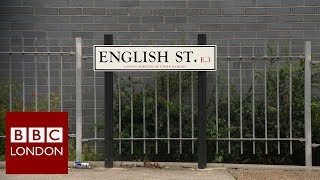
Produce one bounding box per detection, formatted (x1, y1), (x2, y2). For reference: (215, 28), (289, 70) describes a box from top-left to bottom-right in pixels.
(104, 34), (113, 168)
(198, 34), (207, 169)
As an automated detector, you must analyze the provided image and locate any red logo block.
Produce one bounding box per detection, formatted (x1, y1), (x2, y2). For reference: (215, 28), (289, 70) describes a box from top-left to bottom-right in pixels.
(6, 112), (68, 174)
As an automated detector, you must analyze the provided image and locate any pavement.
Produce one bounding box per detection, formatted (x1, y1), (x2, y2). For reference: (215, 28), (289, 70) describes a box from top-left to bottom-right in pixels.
(1, 161), (320, 180)
(0, 161), (236, 180)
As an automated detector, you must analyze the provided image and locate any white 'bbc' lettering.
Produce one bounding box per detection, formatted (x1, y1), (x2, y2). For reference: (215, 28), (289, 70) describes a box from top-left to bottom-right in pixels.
(10, 127), (63, 143)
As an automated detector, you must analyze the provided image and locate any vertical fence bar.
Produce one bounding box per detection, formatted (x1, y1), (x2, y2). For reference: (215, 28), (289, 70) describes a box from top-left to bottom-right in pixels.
(276, 41), (280, 154)
(22, 37), (25, 112)
(289, 40), (293, 155)
(94, 69), (97, 154)
(304, 41), (312, 166)
(167, 72), (170, 154)
(215, 58), (219, 154)
(264, 41), (268, 154)
(35, 38), (38, 112)
(155, 72), (158, 154)
(104, 34), (113, 168)
(191, 71), (194, 154)
(47, 40), (51, 112)
(227, 47), (231, 154)
(228, 54), (231, 154)
(143, 77), (146, 154)
(198, 34), (207, 169)
(60, 41), (63, 112)
(240, 42), (243, 155)
(9, 37), (12, 112)
(118, 75), (121, 154)
(179, 72), (182, 154)
(130, 74), (134, 154)
(75, 37), (82, 162)
(252, 41), (256, 154)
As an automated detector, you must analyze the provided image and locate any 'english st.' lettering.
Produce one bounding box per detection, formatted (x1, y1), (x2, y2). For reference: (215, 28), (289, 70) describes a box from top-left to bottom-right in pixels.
(100, 51), (169, 63)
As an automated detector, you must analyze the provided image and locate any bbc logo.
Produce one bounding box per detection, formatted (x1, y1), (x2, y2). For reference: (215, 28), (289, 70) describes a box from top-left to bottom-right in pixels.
(10, 127), (63, 143)
(6, 112), (68, 174)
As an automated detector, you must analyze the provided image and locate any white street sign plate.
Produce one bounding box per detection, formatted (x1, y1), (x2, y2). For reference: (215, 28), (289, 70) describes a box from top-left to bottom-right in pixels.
(94, 45), (216, 71)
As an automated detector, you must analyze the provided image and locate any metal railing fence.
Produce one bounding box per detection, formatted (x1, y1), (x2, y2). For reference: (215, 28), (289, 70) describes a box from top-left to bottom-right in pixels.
(0, 38), (318, 166)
